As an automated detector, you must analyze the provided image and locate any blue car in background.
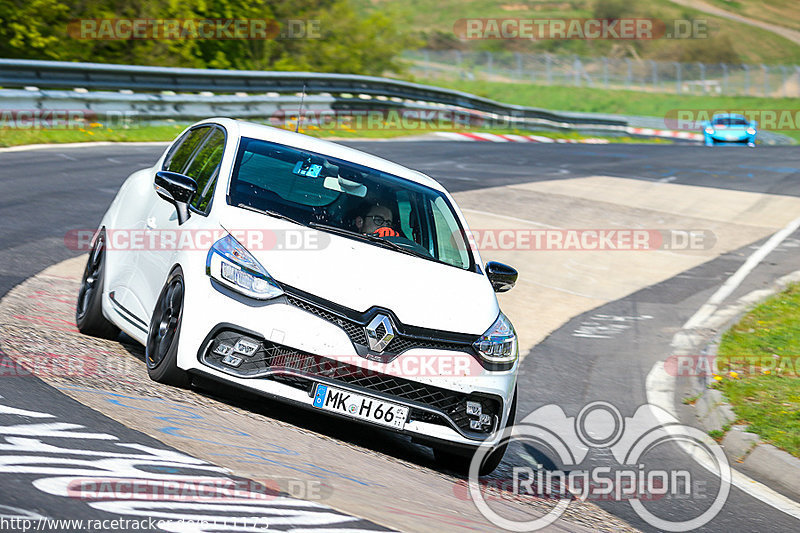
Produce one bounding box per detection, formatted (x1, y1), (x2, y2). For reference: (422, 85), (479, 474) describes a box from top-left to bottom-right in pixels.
(703, 113), (757, 147)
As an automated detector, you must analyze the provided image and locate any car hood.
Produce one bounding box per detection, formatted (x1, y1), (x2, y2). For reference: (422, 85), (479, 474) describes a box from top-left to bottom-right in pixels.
(219, 209), (499, 335)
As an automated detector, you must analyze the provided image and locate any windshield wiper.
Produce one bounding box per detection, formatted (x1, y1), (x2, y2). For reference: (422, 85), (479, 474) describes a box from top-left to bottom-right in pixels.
(236, 203), (307, 227)
(308, 222), (423, 259)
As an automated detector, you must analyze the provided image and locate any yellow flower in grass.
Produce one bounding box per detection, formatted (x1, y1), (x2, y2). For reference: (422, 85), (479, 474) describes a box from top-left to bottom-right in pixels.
(729, 371), (739, 379)
(713, 375), (723, 382)
(89, 122), (103, 128)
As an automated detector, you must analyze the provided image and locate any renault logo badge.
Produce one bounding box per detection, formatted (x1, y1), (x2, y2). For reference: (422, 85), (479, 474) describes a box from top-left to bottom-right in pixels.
(365, 314), (395, 352)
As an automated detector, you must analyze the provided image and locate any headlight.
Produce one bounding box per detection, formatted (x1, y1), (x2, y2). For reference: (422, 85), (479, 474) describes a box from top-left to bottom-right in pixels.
(473, 312), (518, 364)
(206, 234), (283, 300)
(746, 127), (756, 135)
(704, 127), (714, 134)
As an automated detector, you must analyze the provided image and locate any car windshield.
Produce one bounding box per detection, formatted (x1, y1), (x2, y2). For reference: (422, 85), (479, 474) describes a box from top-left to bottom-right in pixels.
(713, 117), (749, 126)
(227, 137), (474, 270)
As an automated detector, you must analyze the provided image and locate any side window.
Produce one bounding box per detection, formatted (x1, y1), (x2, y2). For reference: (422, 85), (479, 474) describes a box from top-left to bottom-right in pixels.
(430, 196), (470, 269)
(184, 128), (225, 213)
(163, 126), (211, 173)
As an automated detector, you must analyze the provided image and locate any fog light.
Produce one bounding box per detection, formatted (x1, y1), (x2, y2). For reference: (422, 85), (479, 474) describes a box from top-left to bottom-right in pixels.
(466, 401), (482, 416)
(222, 354), (243, 367)
(233, 338), (259, 357)
(213, 343), (234, 356)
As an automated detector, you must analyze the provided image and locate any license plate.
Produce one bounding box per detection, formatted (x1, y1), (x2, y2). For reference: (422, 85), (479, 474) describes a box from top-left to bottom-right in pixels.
(312, 384), (408, 430)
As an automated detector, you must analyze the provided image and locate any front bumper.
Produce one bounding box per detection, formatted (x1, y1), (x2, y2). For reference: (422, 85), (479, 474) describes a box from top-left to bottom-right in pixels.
(177, 274), (518, 448)
(705, 132), (756, 146)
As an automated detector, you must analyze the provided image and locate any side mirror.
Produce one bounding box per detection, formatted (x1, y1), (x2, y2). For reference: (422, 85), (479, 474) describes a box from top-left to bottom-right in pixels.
(486, 261), (518, 293)
(155, 171), (197, 225)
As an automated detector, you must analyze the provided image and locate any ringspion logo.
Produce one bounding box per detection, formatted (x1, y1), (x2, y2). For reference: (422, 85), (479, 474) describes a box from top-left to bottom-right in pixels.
(469, 402), (729, 531)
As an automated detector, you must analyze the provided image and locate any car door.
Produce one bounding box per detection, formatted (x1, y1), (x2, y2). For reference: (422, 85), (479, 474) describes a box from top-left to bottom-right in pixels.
(137, 125), (226, 317)
(109, 126), (214, 328)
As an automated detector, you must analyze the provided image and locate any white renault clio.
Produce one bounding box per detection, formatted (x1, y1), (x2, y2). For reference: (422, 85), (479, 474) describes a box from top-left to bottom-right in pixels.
(76, 118), (520, 474)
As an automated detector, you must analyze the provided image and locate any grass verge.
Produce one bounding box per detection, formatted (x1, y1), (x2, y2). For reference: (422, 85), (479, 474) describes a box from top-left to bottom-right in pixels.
(0, 121), (668, 147)
(419, 79), (800, 142)
(714, 282), (800, 457)
(0, 124), (190, 147)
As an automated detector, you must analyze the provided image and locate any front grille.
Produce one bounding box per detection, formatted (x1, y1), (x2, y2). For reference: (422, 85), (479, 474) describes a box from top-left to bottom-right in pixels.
(285, 294), (473, 356)
(286, 295), (367, 345)
(200, 328), (500, 437)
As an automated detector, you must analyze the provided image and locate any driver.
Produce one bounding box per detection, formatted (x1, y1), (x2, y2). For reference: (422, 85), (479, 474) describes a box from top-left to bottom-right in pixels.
(355, 204), (400, 237)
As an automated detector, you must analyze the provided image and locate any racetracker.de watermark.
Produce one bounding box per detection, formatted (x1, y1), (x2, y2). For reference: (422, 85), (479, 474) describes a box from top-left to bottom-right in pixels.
(68, 18), (320, 40)
(66, 477), (330, 502)
(468, 401), (730, 531)
(65, 229), (330, 252)
(270, 108), (496, 132)
(453, 18), (709, 40)
(665, 109), (799, 131)
(664, 354), (800, 377)
(2, 351), (489, 380)
(463, 229), (716, 251)
(0, 110), (138, 130)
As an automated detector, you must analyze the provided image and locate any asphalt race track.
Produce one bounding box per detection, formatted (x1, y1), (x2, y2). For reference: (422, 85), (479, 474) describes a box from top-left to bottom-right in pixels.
(2, 140), (800, 532)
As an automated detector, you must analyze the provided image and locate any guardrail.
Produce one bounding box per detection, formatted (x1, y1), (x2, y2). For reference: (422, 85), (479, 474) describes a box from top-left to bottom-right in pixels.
(0, 58), (794, 144)
(0, 58), (626, 131)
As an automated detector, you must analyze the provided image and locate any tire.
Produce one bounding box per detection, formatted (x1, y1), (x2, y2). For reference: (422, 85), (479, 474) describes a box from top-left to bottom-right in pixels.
(435, 389), (517, 476)
(145, 267), (189, 387)
(75, 230), (120, 340)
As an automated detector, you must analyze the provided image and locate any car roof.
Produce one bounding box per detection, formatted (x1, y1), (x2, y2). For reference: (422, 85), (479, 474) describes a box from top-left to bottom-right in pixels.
(194, 117), (446, 193)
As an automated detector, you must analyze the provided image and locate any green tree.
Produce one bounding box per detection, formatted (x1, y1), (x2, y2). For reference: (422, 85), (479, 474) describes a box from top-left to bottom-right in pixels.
(0, 0), (414, 76)
(0, 0), (70, 59)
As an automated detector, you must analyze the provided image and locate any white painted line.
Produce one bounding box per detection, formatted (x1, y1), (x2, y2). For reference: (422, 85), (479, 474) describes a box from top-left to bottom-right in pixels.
(646, 363), (800, 519)
(0, 141), (170, 153)
(683, 214), (800, 329)
(470, 132), (510, 142)
(499, 134), (533, 143)
(527, 135), (555, 143)
(459, 208), (561, 229)
(433, 131), (476, 141)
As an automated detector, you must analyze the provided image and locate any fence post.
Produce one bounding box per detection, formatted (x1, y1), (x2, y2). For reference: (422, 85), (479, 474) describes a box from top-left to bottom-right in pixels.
(796, 66), (800, 98)
(721, 63), (728, 95)
(698, 62), (706, 93)
(762, 64), (768, 96)
(603, 57), (609, 88)
(515, 52), (522, 80)
(625, 58), (632, 89)
(486, 51), (493, 78)
(423, 49), (430, 78)
(573, 55), (580, 87)
(455, 50), (463, 79)
(780, 65), (788, 97)
(743, 64), (750, 95)
(650, 60), (658, 90)
(546, 54), (552, 84)
(674, 62), (681, 93)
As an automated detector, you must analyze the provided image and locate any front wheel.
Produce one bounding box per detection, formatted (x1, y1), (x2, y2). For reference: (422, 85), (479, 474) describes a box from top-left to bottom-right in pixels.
(435, 389), (517, 476)
(146, 267), (189, 387)
(75, 230), (119, 339)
